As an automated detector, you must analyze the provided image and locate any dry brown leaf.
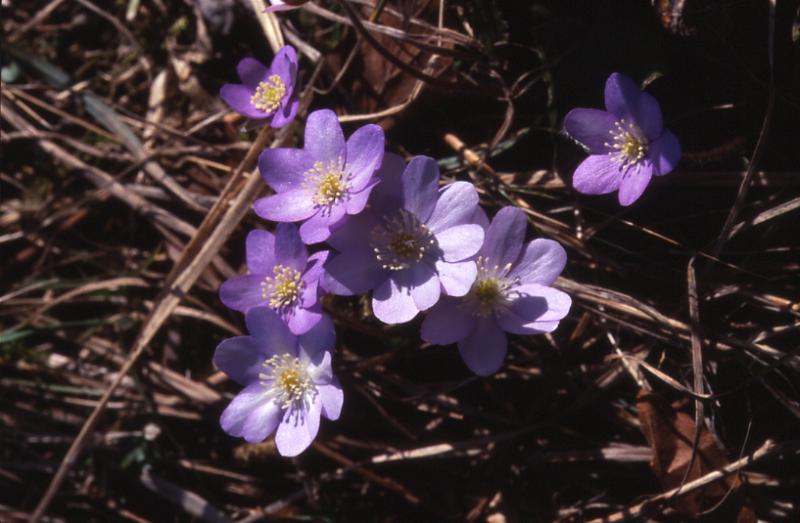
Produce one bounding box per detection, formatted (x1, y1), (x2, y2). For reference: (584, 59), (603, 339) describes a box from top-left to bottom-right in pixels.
(636, 389), (754, 521)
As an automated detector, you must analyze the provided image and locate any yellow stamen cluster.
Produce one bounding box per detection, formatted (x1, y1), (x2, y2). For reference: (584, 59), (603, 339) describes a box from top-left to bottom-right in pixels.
(259, 354), (316, 411)
(261, 264), (304, 310)
(466, 256), (518, 317)
(250, 74), (286, 113)
(303, 157), (348, 208)
(604, 119), (648, 171)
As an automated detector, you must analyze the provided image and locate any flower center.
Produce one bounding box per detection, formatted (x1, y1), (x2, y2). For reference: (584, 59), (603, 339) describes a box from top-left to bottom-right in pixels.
(261, 264), (304, 310)
(259, 353), (317, 412)
(303, 157), (349, 209)
(250, 75), (286, 113)
(465, 256), (518, 316)
(605, 119), (648, 171)
(370, 209), (436, 271)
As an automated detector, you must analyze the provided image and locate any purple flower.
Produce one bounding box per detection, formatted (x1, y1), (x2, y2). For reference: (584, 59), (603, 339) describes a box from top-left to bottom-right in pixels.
(220, 46), (299, 128)
(215, 307), (342, 456)
(265, 0), (307, 11)
(322, 154), (485, 324)
(219, 224), (326, 335)
(420, 207), (571, 376)
(254, 109), (385, 244)
(563, 72), (681, 206)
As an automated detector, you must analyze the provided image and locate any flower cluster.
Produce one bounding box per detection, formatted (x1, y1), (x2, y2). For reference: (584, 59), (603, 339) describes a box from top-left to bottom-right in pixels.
(218, 45), (681, 456)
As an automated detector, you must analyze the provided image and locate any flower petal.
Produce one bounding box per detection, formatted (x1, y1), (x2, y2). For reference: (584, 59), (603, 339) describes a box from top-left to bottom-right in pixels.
(307, 350), (333, 384)
(436, 259), (477, 297)
(297, 314), (336, 362)
(372, 276), (419, 324)
(498, 284), (571, 334)
(401, 156), (440, 222)
(435, 224), (484, 262)
(274, 395), (321, 457)
(344, 178), (380, 215)
(427, 182), (480, 233)
(253, 190), (316, 222)
(345, 124), (384, 191)
(326, 211), (379, 252)
(244, 307), (297, 357)
(298, 203), (345, 243)
(269, 45), (297, 94)
(617, 163), (654, 206)
(420, 298), (476, 345)
(246, 229), (276, 274)
(258, 148), (313, 192)
(481, 206), (526, 266)
(220, 84), (267, 119)
(636, 91), (663, 140)
(394, 262), (440, 312)
(284, 303), (322, 336)
(241, 400), (282, 443)
(214, 336), (264, 385)
(237, 58), (269, 89)
(274, 223), (307, 271)
(220, 383), (269, 438)
(563, 108), (618, 154)
(321, 248), (385, 295)
(508, 238), (567, 286)
(304, 109), (345, 162)
(369, 152), (406, 211)
(271, 98), (299, 129)
(650, 129), (681, 176)
(318, 380), (343, 421)
(219, 274), (267, 313)
(571, 154), (624, 195)
(604, 72), (641, 121)
(457, 317), (507, 376)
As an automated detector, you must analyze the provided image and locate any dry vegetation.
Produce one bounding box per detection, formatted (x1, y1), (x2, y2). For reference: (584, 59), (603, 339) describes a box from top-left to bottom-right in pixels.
(1, 0), (799, 521)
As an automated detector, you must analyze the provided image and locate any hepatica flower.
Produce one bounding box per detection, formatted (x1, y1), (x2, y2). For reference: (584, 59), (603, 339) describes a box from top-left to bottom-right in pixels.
(255, 109), (384, 244)
(322, 154), (485, 324)
(219, 224), (326, 335)
(220, 46), (298, 128)
(215, 307), (342, 456)
(421, 207), (572, 376)
(564, 73), (681, 206)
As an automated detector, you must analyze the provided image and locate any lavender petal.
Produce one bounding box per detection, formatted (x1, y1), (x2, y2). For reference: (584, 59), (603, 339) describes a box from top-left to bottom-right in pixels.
(245, 229), (276, 274)
(508, 238), (567, 286)
(480, 206), (526, 267)
(420, 298), (476, 345)
(457, 317), (507, 376)
(401, 156), (440, 222)
(617, 163), (654, 206)
(650, 129), (681, 176)
(435, 223), (484, 262)
(426, 181), (479, 233)
(304, 109), (345, 162)
(604, 72), (641, 121)
(220, 383), (269, 438)
(345, 124), (384, 192)
(220, 83), (267, 119)
(563, 108), (618, 154)
(213, 336), (264, 385)
(372, 276), (419, 324)
(571, 154), (624, 195)
(253, 190), (316, 223)
(636, 91), (663, 141)
(318, 380), (344, 421)
(241, 400), (282, 443)
(236, 57), (269, 90)
(219, 274), (266, 313)
(258, 148), (312, 192)
(436, 259), (477, 297)
(274, 395), (321, 457)
(274, 223), (307, 271)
